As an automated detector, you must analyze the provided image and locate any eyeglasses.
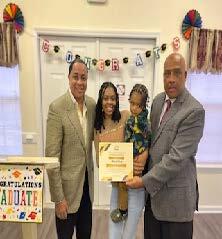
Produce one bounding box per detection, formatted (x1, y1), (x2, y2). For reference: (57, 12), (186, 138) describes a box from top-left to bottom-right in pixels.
(164, 69), (182, 78)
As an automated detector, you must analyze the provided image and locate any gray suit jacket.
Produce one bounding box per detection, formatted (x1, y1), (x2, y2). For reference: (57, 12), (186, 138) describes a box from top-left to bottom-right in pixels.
(142, 88), (205, 222)
(45, 91), (96, 213)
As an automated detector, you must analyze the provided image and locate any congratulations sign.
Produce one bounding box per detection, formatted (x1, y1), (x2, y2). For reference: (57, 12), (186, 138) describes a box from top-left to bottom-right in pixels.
(0, 164), (43, 223)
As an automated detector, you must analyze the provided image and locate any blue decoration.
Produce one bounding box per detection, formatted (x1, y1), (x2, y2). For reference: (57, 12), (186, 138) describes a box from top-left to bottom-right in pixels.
(19, 212), (26, 219)
(66, 51), (73, 63)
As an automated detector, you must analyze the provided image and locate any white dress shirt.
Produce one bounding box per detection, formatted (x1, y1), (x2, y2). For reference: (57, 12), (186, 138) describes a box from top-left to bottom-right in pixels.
(69, 88), (87, 145)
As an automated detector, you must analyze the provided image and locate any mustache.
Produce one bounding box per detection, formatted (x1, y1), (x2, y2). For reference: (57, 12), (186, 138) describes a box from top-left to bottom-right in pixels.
(167, 84), (176, 87)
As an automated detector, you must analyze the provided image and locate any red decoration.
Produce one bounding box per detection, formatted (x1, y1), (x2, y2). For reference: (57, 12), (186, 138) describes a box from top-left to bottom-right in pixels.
(97, 59), (105, 71)
(28, 211), (37, 220)
(42, 40), (50, 53)
(172, 37), (180, 51)
(112, 58), (119, 71)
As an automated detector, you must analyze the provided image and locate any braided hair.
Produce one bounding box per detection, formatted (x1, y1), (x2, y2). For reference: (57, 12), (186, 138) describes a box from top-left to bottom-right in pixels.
(94, 82), (121, 132)
(129, 84), (149, 109)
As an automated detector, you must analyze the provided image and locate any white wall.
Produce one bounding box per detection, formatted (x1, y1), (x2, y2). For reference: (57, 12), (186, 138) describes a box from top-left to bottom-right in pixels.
(0, 0), (222, 211)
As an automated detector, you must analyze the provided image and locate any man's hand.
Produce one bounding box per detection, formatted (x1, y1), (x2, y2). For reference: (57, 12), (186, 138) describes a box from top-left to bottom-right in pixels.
(126, 176), (144, 188)
(55, 199), (68, 219)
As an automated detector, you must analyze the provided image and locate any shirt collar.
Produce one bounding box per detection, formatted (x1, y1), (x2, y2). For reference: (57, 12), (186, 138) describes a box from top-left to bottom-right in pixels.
(68, 88), (86, 105)
(165, 94), (176, 103)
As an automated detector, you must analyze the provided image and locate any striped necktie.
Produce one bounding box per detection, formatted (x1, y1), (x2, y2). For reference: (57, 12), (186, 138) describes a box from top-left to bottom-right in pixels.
(160, 99), (171, 125)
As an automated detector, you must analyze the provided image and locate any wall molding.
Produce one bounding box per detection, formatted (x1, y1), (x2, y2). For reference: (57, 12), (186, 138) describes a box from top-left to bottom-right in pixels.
(197, 205), (222, 213)
(197, 163), (222, 172)
(35, 27), (160, 40)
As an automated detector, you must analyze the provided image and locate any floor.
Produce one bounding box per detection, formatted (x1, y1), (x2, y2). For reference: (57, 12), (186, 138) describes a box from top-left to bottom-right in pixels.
(0, 209), (222, 239)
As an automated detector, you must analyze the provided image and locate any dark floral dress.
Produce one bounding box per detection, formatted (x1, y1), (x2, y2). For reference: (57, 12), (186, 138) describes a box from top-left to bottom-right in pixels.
(125, 109), (149, 157)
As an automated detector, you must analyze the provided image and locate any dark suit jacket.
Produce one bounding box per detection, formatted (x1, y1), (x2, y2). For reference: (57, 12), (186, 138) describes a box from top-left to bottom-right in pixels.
(45, 91), (96, 213)
(142, 88), (205, 222)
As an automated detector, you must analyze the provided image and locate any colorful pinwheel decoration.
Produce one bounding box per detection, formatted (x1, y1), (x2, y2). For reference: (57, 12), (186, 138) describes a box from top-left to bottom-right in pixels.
(182, 9), (202, 40)
(3, 3), (24, 33)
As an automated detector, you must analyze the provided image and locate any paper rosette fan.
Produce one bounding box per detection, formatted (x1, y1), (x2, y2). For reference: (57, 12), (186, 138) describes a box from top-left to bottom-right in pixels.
(3, 3), (24, 33)
(182, 9), (202, 40)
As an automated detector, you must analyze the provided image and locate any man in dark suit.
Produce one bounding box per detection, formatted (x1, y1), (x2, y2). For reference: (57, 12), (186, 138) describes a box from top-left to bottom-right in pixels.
(45, 58), (96, 239)
(127, 53), (205, 239)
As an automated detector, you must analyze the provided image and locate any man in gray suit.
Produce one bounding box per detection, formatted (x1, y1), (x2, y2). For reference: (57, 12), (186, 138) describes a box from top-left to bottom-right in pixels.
(127, 53), (205, 239)
(45, 58), (96, 239)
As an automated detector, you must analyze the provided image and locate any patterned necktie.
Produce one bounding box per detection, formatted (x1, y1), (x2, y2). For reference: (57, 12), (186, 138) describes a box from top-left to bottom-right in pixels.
(160, 99), (171, 125)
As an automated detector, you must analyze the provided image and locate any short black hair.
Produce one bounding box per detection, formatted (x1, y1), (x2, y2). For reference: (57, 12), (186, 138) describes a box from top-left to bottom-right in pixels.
(94, 82), (121, 132)
(68, 58), (88, 75)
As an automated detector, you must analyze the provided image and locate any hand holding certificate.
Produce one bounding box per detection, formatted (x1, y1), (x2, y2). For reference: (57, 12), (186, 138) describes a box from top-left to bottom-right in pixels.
(99, 142), (133, 182)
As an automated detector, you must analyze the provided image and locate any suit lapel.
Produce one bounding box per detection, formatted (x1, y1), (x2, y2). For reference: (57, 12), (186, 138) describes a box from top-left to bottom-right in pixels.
(151, 89), (188, 146)
(152, 94), (165, 139)
(65, 92), (85, 149)
(152, 102), (180, 146)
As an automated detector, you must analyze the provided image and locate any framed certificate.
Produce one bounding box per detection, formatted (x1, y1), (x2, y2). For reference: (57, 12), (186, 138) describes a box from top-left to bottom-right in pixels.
(99, 142), (133, 182)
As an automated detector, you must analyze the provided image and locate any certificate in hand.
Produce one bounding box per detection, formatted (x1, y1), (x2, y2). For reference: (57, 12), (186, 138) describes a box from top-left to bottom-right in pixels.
(99, 142), (133, 182)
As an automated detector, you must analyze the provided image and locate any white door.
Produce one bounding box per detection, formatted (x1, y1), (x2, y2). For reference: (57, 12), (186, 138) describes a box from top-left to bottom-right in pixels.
(38, 34), (156, 206)
(99, 38), (155, 109)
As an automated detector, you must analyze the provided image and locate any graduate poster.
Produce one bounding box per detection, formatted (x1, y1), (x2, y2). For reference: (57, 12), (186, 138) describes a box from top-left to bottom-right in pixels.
(0, 164), (43, 223)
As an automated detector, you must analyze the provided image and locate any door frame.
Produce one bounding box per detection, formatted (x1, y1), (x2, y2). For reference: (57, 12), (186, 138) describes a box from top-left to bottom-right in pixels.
(34, 28), (160, 206)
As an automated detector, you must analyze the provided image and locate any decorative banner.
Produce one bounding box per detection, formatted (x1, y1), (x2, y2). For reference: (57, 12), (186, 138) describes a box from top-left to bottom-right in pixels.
(123, 57), (129, 64)
(39, 37), (168, 67)
(54, 45), (60, 53)
(42, 39), (50, 53)
(97, 59), (105, 71)
(112, 58), (119, 71)
(172, 37), (180, 51)
(161, 43), (167, 51)
(66, 51), (73, 63)
(105, 59), (111, 66)
(135, 53), (143, 66)
(0, 164), (43, 223)
(92, 58), (98, 66)
(145, 50), (151, 58)
(84, 57), (91, 70)
(153, 47), (160, 59)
